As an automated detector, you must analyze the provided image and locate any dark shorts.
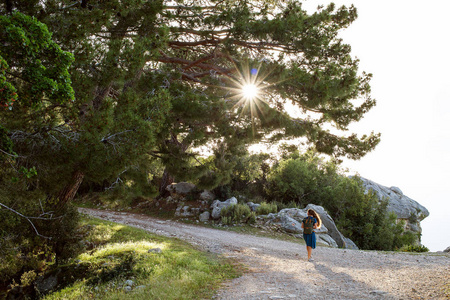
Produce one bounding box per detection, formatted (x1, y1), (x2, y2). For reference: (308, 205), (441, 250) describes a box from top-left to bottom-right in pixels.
(303, 232), (316, 249)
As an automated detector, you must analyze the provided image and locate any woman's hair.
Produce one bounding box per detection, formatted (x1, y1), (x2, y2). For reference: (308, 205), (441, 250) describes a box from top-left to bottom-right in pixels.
(307, 209), (322, 228)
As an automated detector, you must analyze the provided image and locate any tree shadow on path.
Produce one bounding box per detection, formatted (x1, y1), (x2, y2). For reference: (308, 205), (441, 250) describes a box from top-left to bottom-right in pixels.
(311, 260), (396, 300)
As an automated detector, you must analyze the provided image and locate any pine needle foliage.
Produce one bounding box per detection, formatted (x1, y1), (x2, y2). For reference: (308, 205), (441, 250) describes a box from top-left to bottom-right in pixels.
(1, 0), (381, 199)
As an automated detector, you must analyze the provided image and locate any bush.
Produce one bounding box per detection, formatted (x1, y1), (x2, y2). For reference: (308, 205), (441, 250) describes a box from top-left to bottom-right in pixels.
(220, 204), (256, 225)
(0, 189), (82, 283)
(256, 202), (277, 215)
(399, 244), (429, 253)
(265, 157), (321, 206)
(38, 203), (82, 262)
(212, 152), (271, 201)
(392, 228), (418, 250)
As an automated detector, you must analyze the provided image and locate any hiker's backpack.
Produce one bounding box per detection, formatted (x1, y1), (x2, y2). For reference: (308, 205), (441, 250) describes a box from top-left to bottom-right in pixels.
(303, 217), (314, 235)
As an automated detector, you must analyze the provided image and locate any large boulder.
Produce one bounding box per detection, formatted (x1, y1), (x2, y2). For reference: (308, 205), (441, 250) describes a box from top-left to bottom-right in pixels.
(210, 197), (238, 219)
(280, 215), (303, 233)
(260, 205), (354, 249)
(305, 204), (348, 248)
(277, 208), (328, 234)
(357, 177), (429, 238)
(358, 177), (429, 220)
(343, 237), (359, 250)
(166, 182), (196, 200)
(199, 211), (210, 222)
(278, 208), (308, 220)
(317, 234), (339, 248)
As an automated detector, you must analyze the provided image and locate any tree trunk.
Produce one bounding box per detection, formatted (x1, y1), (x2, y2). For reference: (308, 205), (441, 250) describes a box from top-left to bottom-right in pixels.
(57, 170), (85, 208)
(158, 168), (174, 198)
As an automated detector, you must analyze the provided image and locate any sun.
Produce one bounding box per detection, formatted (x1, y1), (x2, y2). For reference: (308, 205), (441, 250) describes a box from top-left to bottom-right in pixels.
(223, 63), (278, 122)
(242, 83), (259, 100)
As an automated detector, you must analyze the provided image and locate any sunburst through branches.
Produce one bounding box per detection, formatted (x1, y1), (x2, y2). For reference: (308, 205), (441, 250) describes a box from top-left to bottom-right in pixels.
(242, 83), (259, 100)
(226, 63), (273, 122)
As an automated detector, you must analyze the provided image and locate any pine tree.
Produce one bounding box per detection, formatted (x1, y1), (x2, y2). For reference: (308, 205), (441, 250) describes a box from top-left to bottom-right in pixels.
(1, 0), (380, 200)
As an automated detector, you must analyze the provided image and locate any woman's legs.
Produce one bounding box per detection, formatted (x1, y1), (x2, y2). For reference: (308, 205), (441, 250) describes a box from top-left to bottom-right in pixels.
(306, 246), (312, 260)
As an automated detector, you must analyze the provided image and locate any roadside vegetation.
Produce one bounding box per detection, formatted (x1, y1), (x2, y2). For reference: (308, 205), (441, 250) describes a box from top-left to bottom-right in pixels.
(2, 215), (239, 300)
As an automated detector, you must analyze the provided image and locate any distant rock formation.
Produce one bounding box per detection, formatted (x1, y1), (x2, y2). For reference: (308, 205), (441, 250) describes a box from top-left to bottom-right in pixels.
(258, 204), (358, 249)
(357, 177), (429, 240)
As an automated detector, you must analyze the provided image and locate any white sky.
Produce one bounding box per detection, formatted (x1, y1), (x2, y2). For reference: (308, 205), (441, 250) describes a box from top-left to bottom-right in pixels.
(299, 0), (450, 251)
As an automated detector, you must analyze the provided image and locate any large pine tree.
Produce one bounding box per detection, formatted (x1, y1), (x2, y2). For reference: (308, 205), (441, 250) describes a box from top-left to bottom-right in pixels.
(1, 0), (380, 201)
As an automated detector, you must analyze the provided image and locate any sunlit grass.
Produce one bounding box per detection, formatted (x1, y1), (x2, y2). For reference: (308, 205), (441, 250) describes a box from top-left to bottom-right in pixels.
(78, 240), (167, 261)
(42, 215), (240, 300)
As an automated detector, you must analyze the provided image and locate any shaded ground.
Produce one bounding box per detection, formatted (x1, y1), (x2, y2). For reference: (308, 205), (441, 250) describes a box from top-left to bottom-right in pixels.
(79, 208), (450, 300)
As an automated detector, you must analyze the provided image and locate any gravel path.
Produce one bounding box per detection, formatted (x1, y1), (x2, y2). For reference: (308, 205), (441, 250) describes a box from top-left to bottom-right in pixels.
(79, 208), (450, 300)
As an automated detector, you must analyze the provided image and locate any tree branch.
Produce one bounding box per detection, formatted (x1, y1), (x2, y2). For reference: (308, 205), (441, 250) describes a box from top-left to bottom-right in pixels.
(157, 54), (235, 77)
(104, 168), (128, 191)
(59, 0), (82, 10)
(0, 202), (58, 239)
(0, 148), (25, 158)
(100, 130), (134, 143)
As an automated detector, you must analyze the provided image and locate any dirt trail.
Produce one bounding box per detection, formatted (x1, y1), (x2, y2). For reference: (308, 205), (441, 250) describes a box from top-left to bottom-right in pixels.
(79, 208), (450, 300)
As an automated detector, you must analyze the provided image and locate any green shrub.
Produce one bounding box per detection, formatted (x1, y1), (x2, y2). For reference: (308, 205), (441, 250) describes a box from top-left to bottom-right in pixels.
(265, 157), (321, 206)
(392, 229), (418, 250)
(220, 204), (256, 225)
(399, 244), (429, 253)
(39, 203), (83, 262)
(0, 190), (82, 284)
(256, 202), (277, 215)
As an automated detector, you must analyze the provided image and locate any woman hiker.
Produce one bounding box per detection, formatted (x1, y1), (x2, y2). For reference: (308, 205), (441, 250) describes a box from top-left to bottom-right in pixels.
(301, 209), (322, 261)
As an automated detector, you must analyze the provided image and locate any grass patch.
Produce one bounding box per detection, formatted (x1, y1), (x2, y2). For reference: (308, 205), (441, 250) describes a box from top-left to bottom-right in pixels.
(42, 215), (240, 300)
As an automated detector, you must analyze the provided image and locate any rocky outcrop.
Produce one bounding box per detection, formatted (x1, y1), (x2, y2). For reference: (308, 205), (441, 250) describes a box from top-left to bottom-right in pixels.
(165, 182), (208, 218)
(211, 197), (238, 219)
(164, 179), (429, 249)
(163, 184), (357, 249)
(305, 204), (350, 249)
(258, 204), (357, 249)
(357, 177), (429, 239)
